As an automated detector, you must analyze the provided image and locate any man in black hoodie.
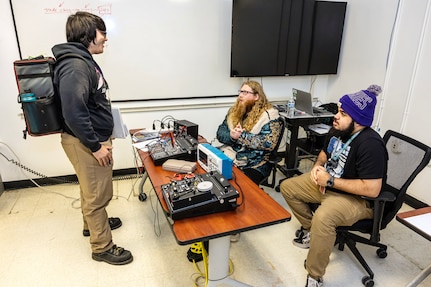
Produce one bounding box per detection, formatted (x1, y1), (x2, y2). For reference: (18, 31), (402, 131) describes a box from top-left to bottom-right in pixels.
(52, 11), (132, 265)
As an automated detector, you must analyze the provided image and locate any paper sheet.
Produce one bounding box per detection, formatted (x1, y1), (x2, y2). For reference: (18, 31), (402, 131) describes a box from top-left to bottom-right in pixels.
(111, 107), (128, 139)
(132, 139), (159, 152)
(308, 123), (331, 135)
(405, 212), (431, 237)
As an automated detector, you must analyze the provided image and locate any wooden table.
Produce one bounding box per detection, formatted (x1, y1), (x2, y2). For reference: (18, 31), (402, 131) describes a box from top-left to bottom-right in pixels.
(397, 207), (431, 287)
(134, 140), (291, 287)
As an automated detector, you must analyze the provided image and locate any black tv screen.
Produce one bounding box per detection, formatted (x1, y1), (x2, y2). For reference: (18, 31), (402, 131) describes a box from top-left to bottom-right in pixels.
(230, 0), (347, 77)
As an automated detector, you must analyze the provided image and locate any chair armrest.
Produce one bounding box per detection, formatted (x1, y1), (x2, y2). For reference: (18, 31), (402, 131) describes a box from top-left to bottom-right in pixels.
(361, 191), (396, 242)
(361, 191), (396, 202)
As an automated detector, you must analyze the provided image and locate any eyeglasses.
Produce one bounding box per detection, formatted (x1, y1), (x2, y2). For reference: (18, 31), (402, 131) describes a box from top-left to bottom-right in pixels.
(238, 90), (255, 95)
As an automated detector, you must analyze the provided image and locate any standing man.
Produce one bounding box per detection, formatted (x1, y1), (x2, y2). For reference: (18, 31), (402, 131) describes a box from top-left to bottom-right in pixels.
(52, 12), (133, 265)
(280, 85), (387, 286)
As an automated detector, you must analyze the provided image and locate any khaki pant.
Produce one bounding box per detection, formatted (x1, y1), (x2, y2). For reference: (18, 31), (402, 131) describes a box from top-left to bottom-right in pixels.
(280, 172), (373, 279)
(61, 133), (114, 253)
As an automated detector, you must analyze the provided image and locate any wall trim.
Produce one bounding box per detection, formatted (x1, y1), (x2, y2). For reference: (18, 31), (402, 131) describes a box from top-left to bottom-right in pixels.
(2, 168), (139, 190)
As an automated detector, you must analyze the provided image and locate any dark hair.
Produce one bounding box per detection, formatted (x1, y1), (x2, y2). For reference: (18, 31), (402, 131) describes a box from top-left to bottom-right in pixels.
(66, 11), (106, 48)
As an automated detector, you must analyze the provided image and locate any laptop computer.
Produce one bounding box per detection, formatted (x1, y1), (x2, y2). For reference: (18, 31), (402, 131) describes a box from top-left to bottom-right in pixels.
(293, 88), (332, 116)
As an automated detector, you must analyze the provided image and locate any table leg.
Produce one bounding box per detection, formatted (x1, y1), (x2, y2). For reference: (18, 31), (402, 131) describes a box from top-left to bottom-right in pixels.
(207, 236), (253, 287)
(286, 125), (299, 169)
(138, 171), (148, 201)
(406, 263), (431, 287)
(279, 125), (301, 178)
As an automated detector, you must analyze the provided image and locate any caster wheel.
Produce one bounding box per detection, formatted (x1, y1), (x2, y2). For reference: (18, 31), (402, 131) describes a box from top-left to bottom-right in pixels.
(362, 276), (374, 287)
(138, 192), (147, 202)
(376, 248), (387, 258)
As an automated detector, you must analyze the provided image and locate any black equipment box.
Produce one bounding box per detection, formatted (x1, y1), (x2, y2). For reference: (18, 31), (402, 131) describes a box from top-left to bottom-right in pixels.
(174, 119), (198, 139)
(147, 134), (198, 165)
(161, 171), (239, 220)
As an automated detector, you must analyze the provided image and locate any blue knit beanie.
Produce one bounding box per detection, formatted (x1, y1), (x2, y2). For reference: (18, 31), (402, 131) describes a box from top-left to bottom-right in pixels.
(339, 85), (382, 127)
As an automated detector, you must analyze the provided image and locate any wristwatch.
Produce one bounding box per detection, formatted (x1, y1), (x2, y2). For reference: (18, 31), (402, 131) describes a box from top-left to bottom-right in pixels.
(326, 175), (334, 188)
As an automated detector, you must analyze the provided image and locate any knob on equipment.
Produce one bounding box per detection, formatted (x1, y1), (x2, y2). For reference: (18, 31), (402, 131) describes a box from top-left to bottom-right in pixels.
(197, 181), (213, 192)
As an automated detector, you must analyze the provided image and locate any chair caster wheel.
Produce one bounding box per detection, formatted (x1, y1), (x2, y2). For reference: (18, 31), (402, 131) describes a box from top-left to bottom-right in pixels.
(376, 248), (387, 258)
(362, 276), (374, 287)
(138, 192), (147, 202)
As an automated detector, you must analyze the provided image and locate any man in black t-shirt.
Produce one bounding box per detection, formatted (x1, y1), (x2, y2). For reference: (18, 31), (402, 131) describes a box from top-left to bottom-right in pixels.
(280, 85), (388, 287)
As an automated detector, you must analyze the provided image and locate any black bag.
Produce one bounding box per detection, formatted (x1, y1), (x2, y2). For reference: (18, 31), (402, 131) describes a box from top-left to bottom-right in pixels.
(14, 54), (93, 139)
(14, 56), (60, 138)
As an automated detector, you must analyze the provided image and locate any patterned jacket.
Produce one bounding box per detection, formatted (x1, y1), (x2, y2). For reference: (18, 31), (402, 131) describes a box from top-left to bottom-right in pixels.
(216, 107), (282, 178)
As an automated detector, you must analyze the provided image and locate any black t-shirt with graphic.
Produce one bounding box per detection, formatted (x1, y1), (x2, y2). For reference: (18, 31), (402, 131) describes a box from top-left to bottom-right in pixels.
(323, 127), (388, 194)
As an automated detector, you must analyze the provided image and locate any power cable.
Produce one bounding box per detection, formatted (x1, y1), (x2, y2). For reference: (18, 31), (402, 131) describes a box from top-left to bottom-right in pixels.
(0, 141), (143, 205)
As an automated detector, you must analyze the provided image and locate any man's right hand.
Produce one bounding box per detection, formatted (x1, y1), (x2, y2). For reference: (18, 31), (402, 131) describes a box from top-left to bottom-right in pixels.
(93, 145), (113, 167)
(230, 123), (243, 140)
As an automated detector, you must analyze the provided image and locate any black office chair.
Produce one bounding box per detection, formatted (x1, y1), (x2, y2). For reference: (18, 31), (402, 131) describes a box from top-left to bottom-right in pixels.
(333, 130), (431, 287)
(260, 116), (286, 188)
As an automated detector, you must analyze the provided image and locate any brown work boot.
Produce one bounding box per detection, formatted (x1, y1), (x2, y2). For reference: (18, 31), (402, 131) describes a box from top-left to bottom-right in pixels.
(92, 245), (133, 265)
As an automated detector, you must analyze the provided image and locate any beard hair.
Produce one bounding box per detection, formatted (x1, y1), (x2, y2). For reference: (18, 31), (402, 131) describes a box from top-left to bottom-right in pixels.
(329, 120), (355, 142)
(243, 98), (256, 113)
(229, 99), (256, 127)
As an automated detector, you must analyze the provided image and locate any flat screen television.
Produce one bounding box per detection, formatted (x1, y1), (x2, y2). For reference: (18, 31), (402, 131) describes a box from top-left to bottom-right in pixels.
(230, 0), (347, 77)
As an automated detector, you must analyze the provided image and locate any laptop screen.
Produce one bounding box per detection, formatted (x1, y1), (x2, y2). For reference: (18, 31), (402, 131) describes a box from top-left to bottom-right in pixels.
(293, 88), (314, 115)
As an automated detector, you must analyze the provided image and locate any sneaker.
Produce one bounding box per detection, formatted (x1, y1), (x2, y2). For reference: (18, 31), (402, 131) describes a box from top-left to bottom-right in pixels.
(83, 217), (122, 237)
(305, 275), (323, 287)
(293, 228), (310, 249)
(295, 226), (307, 237)
(92, 245), (133, 265)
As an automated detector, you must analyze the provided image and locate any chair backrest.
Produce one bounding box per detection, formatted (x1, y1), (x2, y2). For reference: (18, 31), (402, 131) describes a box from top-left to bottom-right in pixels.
(269, 116), (286, 160)
(381, 130), (431, 229)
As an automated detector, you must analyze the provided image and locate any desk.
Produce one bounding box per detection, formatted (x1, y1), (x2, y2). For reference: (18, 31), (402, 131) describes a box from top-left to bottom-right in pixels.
(279, 112), (333, 177)
(396, 207), (431, 287)
(133, 139), (291, 287)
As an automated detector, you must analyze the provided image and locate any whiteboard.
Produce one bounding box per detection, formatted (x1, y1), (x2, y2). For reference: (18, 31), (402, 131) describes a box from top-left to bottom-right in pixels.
(10, 0), (242, 101)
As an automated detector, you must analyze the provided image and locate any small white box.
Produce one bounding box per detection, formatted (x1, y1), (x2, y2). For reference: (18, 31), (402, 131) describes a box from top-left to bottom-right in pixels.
(162, 159), (197, 173)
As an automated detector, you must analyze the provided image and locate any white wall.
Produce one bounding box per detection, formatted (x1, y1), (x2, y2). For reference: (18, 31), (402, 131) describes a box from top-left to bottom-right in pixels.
(0, 0), (407, 192)
(378, 0), (431, 204)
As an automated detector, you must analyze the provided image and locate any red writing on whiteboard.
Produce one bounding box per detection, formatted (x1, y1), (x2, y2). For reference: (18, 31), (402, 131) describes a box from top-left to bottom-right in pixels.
(43, 3), (112, 16)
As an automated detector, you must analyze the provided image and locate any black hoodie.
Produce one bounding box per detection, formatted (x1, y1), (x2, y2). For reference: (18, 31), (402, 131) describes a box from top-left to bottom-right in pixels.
(52, 42), (113, 152)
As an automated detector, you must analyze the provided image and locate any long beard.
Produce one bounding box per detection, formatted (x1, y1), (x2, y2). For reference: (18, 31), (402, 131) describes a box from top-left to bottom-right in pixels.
(242, 99), (255, 113)
(330, 120), (355, 142)
(229, 99), (255, 128)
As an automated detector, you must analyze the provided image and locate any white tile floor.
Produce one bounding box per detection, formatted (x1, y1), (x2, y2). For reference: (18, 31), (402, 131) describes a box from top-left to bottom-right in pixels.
(0, 169), (430, 287)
